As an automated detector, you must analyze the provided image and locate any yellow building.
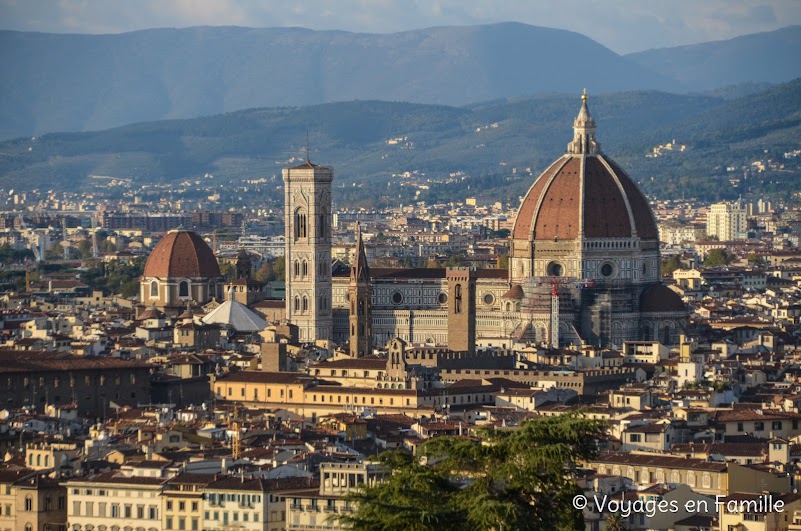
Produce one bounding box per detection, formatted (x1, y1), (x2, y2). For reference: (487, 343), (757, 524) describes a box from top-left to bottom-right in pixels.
(211, 370), (506, 420)
(586, 453), (790, 496)
(719, 492), (801, 531)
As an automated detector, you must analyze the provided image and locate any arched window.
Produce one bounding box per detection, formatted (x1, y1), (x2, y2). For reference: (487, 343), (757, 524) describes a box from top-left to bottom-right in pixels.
(36, 455), (41, 467)
(179, 281), (189, 297)
(294, 296), (300, 312)
(662, 325), (671, 345)
(25, 525), (32, 531)
(302, 260), (308, 277)
(302, 296), (308, 313)
(25, 495), (32, 511)
(454, 284), (462, 314)
(294, 209), (307, 239)
(294, 260), (300, 278)
(150, 280), (158, 298)
(44, 455), (49, 467)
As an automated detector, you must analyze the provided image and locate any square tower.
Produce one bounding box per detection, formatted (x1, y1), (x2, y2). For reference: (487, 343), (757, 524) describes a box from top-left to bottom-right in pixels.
(283, 161), (333, 342)
(446, 267), (476, 353)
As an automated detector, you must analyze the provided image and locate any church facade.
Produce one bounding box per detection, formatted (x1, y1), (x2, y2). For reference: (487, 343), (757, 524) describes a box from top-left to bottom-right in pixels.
(284, 94), (687, 350)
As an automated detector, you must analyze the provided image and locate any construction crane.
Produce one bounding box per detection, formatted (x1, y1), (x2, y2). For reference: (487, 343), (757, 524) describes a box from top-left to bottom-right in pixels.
(91, 216), (99, 259)
(230, 405), (241, 460)
(18, 214), (44, 263)
(548, 276), (577, 349)
(61, 219), (70, 260)
(550, 277), (560, 349)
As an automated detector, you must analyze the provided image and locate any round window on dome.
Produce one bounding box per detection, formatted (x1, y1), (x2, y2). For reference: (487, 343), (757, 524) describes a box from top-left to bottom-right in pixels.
(483, 293), (495, 306)
(391, 291), (404, 305)
(547, 262), (564, 277)
(437, 292), (448, 304)
(600, 263), (614, 277)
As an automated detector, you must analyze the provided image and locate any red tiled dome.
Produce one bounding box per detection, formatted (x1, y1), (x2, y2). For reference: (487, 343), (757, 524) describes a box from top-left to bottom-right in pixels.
(640, 284), (686, 313)
(512, 154), (658, 241)
(512, 94), (658, 242)
(143, 229), (220, 279)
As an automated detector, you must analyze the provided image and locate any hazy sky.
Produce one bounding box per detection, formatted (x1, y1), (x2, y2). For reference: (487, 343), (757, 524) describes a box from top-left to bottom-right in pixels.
(1, 0), (800, 54)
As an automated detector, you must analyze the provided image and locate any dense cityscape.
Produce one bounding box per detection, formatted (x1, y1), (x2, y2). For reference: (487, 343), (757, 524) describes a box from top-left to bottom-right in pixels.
(4, 3), (801, 531)
(0, 92), (801, 531)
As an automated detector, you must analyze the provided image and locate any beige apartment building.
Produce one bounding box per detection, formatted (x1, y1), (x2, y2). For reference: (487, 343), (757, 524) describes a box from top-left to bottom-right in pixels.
(586, 453), (790, 496)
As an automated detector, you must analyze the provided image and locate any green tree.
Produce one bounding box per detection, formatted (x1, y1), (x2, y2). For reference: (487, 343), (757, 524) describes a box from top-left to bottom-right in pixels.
(747, 253), (766, 267)
(703, 248), (733, 268)
(606, 514), (628, 531)
(273, 256), (285, 282)
(497, 254), (509, 270)
(444, 254), (466, 267)
(219, 261), (236, 280)
(661, 255), (681, 276)
(255, 262), (276, 283)
(339, 413), (606, 531)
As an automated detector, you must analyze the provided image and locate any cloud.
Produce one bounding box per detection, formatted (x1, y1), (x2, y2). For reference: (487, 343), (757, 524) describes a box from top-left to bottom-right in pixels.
(1, 0), (801, 52)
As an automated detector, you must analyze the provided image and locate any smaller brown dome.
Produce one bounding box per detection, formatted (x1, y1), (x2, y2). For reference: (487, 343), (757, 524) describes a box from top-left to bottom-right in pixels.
(640, 284), (686, 313)
(143, 229), (221, 279)
(502, 284), (524, 300)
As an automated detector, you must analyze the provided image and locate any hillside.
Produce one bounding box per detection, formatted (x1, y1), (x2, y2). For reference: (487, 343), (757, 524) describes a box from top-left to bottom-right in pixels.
(0, 23), (675, 139)
(1, 80), (800, 206)
(627, 26), (801, 92)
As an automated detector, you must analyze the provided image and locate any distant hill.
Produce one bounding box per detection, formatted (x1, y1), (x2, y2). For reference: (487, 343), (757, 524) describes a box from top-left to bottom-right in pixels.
(0, 23), (677, 139)
(2, 80), (800, 205)
(627, 26), (801, 92)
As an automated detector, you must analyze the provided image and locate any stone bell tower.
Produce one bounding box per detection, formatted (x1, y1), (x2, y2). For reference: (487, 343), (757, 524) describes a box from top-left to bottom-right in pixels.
(283, 158), (333, 342)
(348, 224), (372, 357)
(446, 267), (476, 354)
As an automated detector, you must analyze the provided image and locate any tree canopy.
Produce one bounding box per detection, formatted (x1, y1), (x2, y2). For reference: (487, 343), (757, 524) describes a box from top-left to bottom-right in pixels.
(703, 248), (733, 268)
(338, 413), (606, 531)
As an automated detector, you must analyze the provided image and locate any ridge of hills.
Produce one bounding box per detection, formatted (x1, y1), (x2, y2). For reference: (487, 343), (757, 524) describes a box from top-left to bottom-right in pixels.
(5, 24), (801, 142)
(1, 79), (800, 206)
(0, 22), (674, 139)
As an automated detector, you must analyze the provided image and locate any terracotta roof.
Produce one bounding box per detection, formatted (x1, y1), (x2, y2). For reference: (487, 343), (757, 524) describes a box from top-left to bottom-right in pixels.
(502, 284), (524, 300)
(640, 284), (686, 313)
(592, 452), (728, 472)
(215, 371), (312, 385)
(0, 350), (152, 374)
(313, 356), (386, 370)
(512, 152), (658, 242)
(143, 229), (220, 279)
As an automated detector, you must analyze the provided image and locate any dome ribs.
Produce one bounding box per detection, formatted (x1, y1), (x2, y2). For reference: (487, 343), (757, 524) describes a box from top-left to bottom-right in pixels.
(583, 156), (632, 238)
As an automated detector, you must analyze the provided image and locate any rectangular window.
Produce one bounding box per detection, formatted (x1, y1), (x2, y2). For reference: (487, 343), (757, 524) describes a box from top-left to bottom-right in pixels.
(165, 517), (173, 530)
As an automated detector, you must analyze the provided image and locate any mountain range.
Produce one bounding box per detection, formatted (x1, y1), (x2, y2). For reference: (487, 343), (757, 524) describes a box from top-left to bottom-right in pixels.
(1, 78), (799, 206)
(2, 23), (801, 140)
